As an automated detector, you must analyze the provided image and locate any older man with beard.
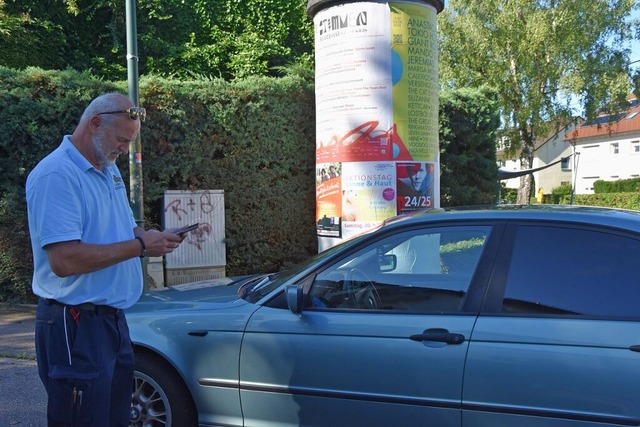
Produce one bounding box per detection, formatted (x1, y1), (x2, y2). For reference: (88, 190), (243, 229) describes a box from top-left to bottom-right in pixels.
(26, 93), (184, 426)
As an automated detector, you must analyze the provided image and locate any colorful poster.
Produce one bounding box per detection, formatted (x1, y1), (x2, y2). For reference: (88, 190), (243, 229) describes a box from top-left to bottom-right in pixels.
(314, 3), (393, 164)
(391, 3), (439, 162)
(341, 162), (396, 240)
(396, 162), (435, 214)
(316, 163), (343, 237)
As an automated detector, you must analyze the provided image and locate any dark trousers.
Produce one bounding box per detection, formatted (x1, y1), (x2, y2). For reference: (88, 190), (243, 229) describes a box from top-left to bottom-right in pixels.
(35, 298), (134, 427)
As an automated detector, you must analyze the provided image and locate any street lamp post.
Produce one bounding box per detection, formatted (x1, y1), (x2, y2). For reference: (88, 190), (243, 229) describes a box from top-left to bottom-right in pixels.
(570, 148), (580, 205)
(125, 0), (144, 229)
(125, 0), (148, 287)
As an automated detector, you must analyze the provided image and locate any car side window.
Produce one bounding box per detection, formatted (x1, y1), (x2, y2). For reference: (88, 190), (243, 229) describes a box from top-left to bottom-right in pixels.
(307, 226), (490, 312)
(502, 225), (640, 318)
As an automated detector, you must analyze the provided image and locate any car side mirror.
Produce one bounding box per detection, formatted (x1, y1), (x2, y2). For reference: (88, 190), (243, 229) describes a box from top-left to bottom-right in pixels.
(378, 254), (397, 272)
(286, 284), (304, 315)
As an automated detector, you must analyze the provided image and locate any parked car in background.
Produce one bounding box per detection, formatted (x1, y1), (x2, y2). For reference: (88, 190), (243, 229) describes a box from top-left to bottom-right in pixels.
(127, 205), (640, 427)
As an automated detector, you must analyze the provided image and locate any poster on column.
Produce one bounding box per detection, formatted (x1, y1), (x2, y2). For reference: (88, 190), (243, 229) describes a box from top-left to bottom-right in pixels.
(313, 1), (440, 248)
(390, 2), (440, 162)
(340, 162), (396, 240)
(316, 162), (342, 237)
(314, 3), (393, 164)
(396, 161), (435, 214)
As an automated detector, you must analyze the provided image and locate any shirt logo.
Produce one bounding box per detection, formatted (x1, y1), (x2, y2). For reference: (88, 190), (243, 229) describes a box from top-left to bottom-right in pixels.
(112, 175), (125, 191)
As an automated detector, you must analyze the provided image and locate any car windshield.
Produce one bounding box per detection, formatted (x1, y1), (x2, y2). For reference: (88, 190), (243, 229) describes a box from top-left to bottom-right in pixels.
(241, 232), (373, 303)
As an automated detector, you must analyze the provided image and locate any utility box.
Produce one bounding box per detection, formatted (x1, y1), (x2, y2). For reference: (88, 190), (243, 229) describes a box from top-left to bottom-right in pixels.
(146, 256), (165, 288)
(162, 190), (226, 285)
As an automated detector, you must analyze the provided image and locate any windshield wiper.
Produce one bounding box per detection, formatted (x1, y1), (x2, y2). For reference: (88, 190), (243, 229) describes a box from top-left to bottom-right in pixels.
(238, 274), (275, 299)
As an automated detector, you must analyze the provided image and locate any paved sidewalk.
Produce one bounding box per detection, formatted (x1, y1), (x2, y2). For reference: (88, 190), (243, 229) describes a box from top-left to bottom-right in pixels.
(0, 303), (46, 426)
(0, 303), (37, 358)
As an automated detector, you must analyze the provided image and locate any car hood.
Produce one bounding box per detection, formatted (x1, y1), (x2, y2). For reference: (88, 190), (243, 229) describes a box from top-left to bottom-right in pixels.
(126, 275), (265, 314)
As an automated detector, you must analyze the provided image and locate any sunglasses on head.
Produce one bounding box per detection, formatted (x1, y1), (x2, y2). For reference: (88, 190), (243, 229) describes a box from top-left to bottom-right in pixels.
(97, 107), (146, 122)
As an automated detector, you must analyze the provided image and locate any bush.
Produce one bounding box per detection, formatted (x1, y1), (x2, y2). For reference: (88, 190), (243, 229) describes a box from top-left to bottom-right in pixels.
(499, 185), (518, 204)
(0, 67), (317, 302)
(551, 183), (573, 196)
(0, 67), (501, 303)
(559, 193), (640, 210)
(594, 177), (640, 194)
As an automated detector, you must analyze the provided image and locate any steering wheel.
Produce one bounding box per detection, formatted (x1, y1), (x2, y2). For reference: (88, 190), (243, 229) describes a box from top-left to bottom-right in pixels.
(344, 268), (382, 309)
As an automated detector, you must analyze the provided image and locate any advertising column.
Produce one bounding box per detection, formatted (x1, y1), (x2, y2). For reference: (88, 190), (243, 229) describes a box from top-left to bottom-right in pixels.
(310, 0), (444, 251)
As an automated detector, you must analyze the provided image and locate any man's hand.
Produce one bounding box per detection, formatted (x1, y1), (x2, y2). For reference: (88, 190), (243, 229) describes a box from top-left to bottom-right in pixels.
(138, 230), (185, 257)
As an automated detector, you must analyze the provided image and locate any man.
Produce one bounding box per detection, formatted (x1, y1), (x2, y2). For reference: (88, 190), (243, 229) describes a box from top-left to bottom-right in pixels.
(26, 93), (184, 426)
(328, 164), (339, 179)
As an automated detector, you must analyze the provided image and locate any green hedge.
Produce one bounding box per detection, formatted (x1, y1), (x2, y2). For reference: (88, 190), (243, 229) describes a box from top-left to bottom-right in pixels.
(0, 67), (317, 303)
(0, 67), (502, 303)
(594, 177), (640, 194)
(543, 182), (640, 209)
(559, 193), (640, 210)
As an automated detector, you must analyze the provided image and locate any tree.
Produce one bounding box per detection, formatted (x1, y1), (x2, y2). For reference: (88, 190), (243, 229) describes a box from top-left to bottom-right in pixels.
(439, 86), (501, 206)
(438, 0), (639, 204)
(0, 0), (68, 70)
(0, 0), (314, 81)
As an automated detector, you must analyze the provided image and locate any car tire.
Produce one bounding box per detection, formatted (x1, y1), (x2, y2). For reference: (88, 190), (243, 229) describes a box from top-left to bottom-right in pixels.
(131, 351), (198, 427)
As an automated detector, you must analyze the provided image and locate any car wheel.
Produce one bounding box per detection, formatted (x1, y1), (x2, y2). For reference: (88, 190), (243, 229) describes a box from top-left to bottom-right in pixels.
(130, 352), (198, 427)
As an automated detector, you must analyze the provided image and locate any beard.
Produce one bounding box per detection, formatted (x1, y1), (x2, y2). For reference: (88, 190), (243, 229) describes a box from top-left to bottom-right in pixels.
(92, 130), (120, 167)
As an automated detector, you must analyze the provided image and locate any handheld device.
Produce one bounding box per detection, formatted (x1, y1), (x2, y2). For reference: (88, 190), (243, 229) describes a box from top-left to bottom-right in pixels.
(174, 223), (199, 235)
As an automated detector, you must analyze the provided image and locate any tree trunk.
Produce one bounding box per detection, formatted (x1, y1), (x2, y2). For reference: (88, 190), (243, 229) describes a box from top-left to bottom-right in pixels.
(517, 174), (532, 204)
(516, 139), (534, 204)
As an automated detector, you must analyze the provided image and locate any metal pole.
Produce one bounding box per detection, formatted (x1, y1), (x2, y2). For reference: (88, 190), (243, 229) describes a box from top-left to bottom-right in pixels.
(126, 0), (148, 287)
(126, 0), (143, 228)
(570, 148), (579, 205)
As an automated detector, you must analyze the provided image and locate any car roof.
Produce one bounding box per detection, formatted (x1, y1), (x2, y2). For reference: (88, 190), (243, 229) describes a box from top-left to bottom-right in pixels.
(383, 204), (640, 233)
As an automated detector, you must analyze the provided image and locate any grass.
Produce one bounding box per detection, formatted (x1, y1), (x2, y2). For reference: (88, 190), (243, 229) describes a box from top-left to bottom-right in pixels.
(0, 352), (36, 361)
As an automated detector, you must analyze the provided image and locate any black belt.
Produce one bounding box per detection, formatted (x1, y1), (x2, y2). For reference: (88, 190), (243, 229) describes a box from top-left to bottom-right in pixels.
(44, 298), (120, 315)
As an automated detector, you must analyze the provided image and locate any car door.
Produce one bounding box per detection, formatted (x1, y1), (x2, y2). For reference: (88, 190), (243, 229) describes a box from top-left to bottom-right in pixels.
(463, 222), (640, 426)
(240, 223), (501, 427)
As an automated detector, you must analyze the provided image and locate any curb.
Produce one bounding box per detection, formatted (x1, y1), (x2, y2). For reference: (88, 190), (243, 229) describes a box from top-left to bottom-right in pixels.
(0, 302), (37, 311)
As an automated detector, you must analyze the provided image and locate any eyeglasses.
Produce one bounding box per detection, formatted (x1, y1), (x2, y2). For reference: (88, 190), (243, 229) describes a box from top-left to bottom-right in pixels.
(97, 107), (146, 122)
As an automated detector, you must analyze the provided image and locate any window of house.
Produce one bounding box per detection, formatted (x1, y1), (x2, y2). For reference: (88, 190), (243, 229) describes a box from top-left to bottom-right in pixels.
(631, 140), (640, 154)
(560, 157), (571, 170)
(610, 143), (619, 155)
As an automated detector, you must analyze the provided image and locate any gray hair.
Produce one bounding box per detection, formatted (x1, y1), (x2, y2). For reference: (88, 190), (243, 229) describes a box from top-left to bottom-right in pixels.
(80, 93), (132, 127)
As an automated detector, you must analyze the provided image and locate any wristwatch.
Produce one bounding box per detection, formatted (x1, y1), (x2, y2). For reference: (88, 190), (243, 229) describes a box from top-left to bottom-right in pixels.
(135, 236), (147, 258)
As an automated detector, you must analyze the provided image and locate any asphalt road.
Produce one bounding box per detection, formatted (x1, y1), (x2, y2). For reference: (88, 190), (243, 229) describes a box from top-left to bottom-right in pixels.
(0, 304), (47, 427)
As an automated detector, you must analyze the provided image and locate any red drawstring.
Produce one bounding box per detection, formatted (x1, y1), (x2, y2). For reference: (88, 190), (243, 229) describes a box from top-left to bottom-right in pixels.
(69, 308), (80, 326)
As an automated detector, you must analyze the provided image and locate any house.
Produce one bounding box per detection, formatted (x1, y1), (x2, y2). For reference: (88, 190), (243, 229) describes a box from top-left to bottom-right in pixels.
(498, 95), (640, 196)
(497, 118), (581, 195)
(564, 96), (640, 194)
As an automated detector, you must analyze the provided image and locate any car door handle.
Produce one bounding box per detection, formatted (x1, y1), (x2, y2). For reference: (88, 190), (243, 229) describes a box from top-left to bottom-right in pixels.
(188, 330), (208, 337)
(410, 328), (465, 344)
